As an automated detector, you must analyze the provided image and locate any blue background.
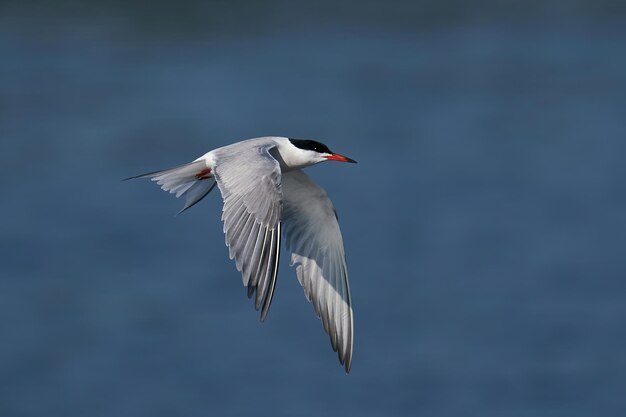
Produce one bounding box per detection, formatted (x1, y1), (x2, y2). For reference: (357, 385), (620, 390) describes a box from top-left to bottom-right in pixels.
(1, 1), (625, 415)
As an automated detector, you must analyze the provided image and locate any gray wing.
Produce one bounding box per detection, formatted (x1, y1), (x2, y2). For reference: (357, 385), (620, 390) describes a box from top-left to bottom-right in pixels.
(213, 144), (282, 321)
(281, 170), (354, 372)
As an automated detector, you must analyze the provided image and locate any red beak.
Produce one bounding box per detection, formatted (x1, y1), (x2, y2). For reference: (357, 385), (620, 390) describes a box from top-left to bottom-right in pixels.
(325, 153), (357, 163)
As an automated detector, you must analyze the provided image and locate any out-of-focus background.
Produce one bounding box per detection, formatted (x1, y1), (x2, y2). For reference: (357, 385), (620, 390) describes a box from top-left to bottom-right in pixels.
(1, 1), (625, 416)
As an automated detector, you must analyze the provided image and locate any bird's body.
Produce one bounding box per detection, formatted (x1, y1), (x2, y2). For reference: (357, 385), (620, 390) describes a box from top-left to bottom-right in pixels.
(127, 137), (356, 372)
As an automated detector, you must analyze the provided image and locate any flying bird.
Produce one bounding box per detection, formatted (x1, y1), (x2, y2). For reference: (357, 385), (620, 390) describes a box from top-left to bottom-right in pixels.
(126, 137), (356, 372)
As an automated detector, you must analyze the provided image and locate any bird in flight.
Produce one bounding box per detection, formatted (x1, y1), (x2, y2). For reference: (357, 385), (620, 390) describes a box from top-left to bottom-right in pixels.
(127, 137), (356, 372)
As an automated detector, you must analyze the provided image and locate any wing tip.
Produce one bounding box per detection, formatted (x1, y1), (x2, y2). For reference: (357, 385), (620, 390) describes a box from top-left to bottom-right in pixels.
(342, 339), (353, 373)
(259, 308), (269, 322)
(336, 338), (353, 374)
(344, 358), (352, 374)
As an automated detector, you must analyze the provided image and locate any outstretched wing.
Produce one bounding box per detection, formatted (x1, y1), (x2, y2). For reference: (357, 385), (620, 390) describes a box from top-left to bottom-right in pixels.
(281, 170), (354, 372)
(213, 144), (283, 321)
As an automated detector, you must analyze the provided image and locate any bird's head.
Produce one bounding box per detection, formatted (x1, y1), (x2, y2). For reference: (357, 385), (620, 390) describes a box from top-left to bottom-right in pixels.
(287, 138), (357, 167)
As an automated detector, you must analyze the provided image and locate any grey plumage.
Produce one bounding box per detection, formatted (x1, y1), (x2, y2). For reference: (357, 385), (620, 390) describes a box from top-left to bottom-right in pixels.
(281, 170), (353, 372)
(127, 136), (355, 372)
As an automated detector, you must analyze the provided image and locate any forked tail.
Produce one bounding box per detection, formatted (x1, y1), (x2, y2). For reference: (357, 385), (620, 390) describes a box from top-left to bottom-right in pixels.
(124, 160), (217, 214)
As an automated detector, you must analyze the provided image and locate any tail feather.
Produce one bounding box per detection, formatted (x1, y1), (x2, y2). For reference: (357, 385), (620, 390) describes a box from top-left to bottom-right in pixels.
(125, 160), (216, 213)
(177, 179), (217, 215)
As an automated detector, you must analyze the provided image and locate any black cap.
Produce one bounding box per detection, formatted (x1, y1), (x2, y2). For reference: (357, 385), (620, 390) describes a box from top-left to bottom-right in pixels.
(288, 138), (333, 154)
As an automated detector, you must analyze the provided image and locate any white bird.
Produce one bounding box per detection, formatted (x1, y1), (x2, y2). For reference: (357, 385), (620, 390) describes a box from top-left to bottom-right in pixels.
(127, 137), (356, 372)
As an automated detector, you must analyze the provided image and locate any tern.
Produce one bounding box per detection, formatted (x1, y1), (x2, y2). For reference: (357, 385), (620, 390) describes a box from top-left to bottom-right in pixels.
(127, 137), (356, 372)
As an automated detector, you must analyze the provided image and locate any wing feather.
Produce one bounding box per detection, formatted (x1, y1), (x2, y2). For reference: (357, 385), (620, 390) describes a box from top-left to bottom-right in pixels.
(213, 144), (283, 321)
(281, 170), (354, 372)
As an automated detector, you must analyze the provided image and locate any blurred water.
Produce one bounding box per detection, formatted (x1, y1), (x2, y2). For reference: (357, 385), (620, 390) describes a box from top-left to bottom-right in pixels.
(1, 2), (626, 416)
